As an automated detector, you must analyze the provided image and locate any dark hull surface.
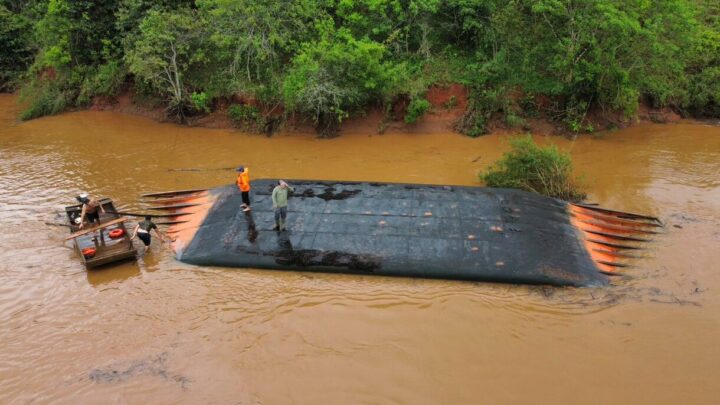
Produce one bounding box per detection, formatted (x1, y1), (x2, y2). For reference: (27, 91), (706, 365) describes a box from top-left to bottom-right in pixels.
(159, 180), (661, 287)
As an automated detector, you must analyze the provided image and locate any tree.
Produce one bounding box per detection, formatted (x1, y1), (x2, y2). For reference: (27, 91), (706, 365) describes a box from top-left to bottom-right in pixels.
(0, 4), (33, 90)
(332, 0), (442, 58)
(124, 8), (210, 120)
(493, 0), (696, 123)
(8, 0), (720, 127)
(685, 0), (720, 116)
(199, 0), (318, 99)
(33, 0), (120, 69)
(283, 20), (400, 136)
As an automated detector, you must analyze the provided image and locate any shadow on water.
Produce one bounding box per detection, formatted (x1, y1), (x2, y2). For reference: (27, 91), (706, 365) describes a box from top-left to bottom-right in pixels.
(85, 260), (141, 287)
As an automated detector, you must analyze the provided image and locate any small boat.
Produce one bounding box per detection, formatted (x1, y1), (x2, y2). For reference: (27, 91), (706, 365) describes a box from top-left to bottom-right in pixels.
(147, 180), (662, 287)
(64, 199), (136, 268)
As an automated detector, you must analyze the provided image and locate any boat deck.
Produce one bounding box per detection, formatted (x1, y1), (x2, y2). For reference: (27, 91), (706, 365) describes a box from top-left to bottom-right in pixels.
(65, 202), (136, 268)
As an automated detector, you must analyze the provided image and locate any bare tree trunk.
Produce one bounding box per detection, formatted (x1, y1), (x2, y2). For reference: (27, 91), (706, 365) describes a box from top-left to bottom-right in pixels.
(161, 42), (184, 121)
(419, 21), (432, 59)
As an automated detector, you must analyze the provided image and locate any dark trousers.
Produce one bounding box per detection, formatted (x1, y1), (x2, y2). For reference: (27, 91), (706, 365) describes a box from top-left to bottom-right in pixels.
(274, 206), (287, 226)
(138, 232), (151, 246)
(86, 211), (100, 224)
(241, 191), (250, 206)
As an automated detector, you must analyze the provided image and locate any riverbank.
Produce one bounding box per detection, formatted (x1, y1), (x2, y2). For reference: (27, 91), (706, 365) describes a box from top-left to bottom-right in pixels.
(52, 83), (682, 137)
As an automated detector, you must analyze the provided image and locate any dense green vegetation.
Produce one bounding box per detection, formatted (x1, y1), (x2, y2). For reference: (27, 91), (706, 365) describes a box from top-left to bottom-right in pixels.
(2, 0), (719, 136)
(482, 135), (585, 201)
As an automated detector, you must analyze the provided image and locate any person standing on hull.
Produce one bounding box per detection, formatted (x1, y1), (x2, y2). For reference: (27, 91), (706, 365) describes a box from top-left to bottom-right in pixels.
(272, 180), (294, 231)
(236, 166), (251, 212)
(131, 216), (165, 254)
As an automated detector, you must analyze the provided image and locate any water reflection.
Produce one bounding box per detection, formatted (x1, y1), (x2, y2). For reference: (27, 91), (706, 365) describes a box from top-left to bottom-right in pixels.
(274, 229), (294, 266)
(85, 261), (141, 287)
(245, 211), (258, 243)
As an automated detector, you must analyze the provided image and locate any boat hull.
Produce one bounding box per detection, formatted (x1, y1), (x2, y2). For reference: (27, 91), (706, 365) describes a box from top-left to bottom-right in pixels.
(158, 180), (660, 287)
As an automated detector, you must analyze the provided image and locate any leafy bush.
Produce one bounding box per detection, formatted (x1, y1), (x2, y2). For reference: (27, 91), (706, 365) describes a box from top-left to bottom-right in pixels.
(685, 10), (720, 117)
(90, 62), (125, 97)
(443, 95), (457, 109)
(505, 113), (526, 128)
(481, 135), (585, 201)
(190, 92), (211, 113)
(228, 103), (262, 130)
(404, 96), (430, 124)
(687, 66), (720, 117)
(21, 60), (125, 119)
(19, 80), (69, 120)
(78, 61), (126, 105)
(455, 86), (507, 137)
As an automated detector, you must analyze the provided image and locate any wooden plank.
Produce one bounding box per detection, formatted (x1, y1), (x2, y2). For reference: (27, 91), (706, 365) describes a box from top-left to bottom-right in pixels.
(144, 195), (207, 205)
(146, 203), (203, 210)
(156, 220), (189, 226)
(87, 250), (136, 268)
(89, 241), (135, 261)
(140, 189), (208, 199)
(571, 203), (662, 223)
(65, 217), (128, 241)
(65, 198), (113, 212)
(107, 211), (193, 218)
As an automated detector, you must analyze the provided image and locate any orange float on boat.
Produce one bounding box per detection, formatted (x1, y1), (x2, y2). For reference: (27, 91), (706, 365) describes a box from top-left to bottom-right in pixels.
(81, 247), (96, 259)
(108, 228), (125, 239)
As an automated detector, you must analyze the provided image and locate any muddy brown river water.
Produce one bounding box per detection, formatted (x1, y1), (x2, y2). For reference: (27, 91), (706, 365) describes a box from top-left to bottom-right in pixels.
(1, 93), (719, 404)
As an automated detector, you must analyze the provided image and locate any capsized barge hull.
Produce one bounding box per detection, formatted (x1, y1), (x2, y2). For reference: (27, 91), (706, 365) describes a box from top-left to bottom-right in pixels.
(151, 180), (661, 287)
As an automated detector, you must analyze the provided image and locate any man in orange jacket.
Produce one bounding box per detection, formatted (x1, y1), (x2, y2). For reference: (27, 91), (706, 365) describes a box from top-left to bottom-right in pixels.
(236, 166), (251, 212)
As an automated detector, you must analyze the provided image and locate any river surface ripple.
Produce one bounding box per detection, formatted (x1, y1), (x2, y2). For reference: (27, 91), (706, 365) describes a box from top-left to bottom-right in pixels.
(1, 94), (719, 404)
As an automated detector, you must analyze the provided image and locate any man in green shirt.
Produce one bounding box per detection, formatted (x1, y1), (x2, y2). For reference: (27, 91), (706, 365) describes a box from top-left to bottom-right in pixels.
(271, 180), (294, 231)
